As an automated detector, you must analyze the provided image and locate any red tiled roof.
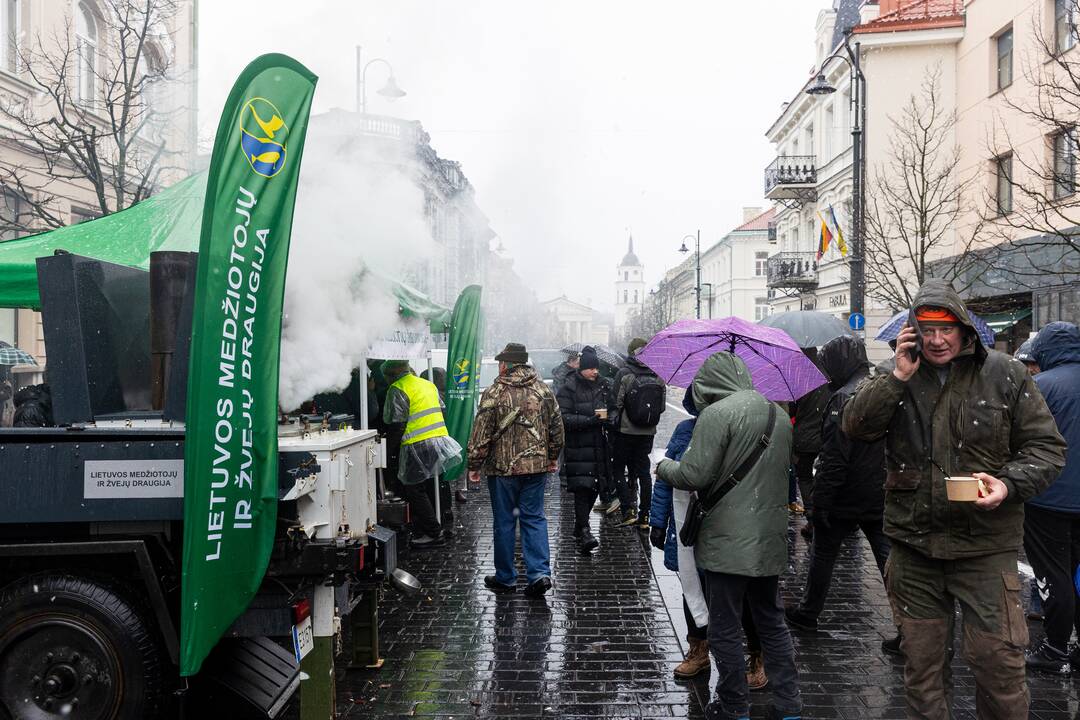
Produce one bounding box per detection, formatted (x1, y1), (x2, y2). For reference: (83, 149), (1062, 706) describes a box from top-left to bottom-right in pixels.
(852, 0), (965, 34)
(732, 207), (776, 233)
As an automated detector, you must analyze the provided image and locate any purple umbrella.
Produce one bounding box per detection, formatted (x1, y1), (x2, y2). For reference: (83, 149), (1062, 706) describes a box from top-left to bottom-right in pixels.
(637, 317), (827, 402)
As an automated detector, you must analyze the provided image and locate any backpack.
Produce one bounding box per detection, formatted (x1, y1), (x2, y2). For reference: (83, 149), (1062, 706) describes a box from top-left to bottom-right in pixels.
(623, 373), (665, 427)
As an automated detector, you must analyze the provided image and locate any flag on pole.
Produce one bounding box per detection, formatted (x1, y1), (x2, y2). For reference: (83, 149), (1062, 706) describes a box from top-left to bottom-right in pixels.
(828, 204), (849, 257)
(816, 211), (833, 260)
(180, 54), (317, 676)
(443, 285), (483, 483)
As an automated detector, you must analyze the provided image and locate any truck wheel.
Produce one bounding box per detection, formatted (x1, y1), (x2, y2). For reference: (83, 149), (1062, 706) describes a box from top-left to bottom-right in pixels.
(0, 573), (163, 720)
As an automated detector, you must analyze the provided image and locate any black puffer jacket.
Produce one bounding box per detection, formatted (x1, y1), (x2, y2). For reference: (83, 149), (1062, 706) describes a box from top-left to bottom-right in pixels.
(813, 335), (885, 519)
(557, 371), (615, 492)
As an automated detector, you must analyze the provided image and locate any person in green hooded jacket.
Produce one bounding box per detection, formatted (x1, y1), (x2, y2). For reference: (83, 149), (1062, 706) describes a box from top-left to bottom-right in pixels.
(843, 278), (1066, 719)
(656, 351), (800, 720)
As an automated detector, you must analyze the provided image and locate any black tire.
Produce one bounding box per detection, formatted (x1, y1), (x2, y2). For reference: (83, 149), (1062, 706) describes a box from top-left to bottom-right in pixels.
(0, 572), (163, 720)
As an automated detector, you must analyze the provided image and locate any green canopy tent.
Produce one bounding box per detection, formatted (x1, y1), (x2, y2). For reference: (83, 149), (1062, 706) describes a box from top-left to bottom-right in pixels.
(0, 172), (208, 309)
(0, 172), (452, 331)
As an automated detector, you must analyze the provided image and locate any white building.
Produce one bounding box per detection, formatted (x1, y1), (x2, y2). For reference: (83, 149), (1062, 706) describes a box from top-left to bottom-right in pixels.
(701, 207), (776, 321)
(541, 296), (611, 347)
(614, 236), (645, 337)
(764, 0), (863, 321)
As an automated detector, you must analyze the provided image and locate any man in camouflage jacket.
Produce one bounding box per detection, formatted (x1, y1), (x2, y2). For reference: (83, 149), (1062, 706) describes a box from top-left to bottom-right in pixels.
(843, 279), (1066, 719)
(467, 343), (563, 596)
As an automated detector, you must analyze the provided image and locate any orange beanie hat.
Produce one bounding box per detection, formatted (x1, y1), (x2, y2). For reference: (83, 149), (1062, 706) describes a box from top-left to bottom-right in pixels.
(915, 306), (960, 324)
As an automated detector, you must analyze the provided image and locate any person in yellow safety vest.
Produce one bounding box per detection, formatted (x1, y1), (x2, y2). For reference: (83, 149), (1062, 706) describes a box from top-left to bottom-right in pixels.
(382, 360), (463, 548)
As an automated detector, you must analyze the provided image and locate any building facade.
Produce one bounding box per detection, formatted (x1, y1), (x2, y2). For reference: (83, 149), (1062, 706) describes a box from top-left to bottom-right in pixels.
(701, 207), (776, 321)
(541, 295), (611, 347)
(0, 0), (199, 364)
(764, 1), (862, 323)
(309, 109), (493, 308)
(852, 0), (1079, 343)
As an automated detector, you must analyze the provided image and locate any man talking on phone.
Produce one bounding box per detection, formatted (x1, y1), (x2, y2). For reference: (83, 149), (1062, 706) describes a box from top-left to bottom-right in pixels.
(843, 279), (1065, 720)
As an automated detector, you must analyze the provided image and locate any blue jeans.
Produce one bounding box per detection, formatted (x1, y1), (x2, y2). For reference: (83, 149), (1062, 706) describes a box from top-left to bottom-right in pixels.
(489, 473), (551, 585)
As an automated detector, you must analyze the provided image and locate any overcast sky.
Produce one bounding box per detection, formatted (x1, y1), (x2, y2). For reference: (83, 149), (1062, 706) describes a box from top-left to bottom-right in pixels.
(198, 2), (823, 310)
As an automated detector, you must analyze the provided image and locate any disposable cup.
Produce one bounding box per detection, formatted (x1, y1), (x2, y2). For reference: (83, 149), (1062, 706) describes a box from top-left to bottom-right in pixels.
(946, 476), (980, 502)
(595, 408), (608, 420)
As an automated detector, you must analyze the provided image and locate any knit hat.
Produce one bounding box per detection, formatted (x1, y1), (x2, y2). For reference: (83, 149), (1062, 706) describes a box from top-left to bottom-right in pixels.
(915, 306), (960, 325)
(628, 337), (647, 356)
(494, 342), (529, 364)
(579, 346), (600, 370)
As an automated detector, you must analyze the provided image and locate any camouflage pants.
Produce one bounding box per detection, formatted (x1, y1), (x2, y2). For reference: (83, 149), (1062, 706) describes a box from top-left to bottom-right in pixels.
(885, 542), (1029, 720)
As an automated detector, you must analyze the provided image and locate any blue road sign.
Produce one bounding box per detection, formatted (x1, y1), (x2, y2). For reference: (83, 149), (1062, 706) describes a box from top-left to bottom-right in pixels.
(849, 313), (865, 331)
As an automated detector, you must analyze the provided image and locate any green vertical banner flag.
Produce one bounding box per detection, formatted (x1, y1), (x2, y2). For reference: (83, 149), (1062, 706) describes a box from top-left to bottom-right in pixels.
(443, 285), (484, 482)
(180, 54), (317, 676)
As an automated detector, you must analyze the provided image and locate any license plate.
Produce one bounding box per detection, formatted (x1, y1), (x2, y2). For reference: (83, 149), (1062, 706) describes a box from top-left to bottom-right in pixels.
(292, 616), (314, 662)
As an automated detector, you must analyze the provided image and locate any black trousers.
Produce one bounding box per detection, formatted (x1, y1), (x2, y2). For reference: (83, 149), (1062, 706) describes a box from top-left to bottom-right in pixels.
(405, 480), (442, 537)
(613, 432), (654, 516)
(684, 597), (708, 641)
(1023, 504), (1080, 651)
(572, 487), (599, 536)
(794, 452), (816, 515)
(799, 514), (891, 618)
(703, 571), (801, 719)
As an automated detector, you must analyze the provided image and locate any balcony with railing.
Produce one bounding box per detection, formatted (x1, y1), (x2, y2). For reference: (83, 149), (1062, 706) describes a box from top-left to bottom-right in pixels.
(764, 155), (817, 200)
(766, 252), (818, 290)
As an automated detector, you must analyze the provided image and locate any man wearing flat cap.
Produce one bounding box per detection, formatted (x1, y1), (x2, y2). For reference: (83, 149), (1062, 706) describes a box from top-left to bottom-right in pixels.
(843, 278), (1066, 719)
(467, 343), (563, 596)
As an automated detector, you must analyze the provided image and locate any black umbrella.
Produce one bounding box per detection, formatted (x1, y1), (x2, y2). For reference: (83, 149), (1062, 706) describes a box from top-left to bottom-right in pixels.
(759, 310), (853, 349)
(561, 342), (626, 369)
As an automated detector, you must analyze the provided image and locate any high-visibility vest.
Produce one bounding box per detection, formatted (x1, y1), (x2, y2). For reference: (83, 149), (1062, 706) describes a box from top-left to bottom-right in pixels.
(393, 373), (449, 446)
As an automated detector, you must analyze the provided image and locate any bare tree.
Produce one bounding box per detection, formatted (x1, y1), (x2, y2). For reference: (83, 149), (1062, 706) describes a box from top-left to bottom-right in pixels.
(984, 0), (1080, 279)
(863, 66), (984, 310)
(0, 0), (183, 236)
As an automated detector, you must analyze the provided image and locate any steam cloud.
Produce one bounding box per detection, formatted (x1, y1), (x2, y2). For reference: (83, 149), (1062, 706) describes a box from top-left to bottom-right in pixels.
(277, 115), (435, 411)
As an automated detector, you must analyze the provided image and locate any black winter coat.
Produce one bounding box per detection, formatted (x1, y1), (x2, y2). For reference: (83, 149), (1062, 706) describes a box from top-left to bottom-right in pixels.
(557, 371), (616, 492)
(813, 335), (885, 519)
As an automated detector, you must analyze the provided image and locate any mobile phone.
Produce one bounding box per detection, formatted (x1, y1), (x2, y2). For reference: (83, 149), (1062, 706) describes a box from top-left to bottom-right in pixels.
(905, 310), (924, 362)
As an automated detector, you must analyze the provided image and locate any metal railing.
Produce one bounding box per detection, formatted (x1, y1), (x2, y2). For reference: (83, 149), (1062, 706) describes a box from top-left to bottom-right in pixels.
(764, 155), (817, 196)
(766, 252), (818, 289)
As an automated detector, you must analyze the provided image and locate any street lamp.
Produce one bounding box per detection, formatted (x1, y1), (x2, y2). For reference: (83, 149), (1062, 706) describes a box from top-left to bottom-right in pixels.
(678, 230), (702, 319)
(805, 39), (866, 319)
(356, 45), (407, 115)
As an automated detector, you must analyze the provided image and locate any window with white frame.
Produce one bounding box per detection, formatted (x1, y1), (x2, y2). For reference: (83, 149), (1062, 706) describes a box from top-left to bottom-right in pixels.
(1057, 0), (1076, 54)
(824, 104), (834, 160)
(76, 2), (97, 107)
(755, 251), (768, 277)
(0, 0), (18, 74)
(754, 297), (770, 321)
(1053, 128), (1077, 199)
(995, 154), (1013, 215)
(996, 27), (1013, 91)
(0, 189), (22, 241)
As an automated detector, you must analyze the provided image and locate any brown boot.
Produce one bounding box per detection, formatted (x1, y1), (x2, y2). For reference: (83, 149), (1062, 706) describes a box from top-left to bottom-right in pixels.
(746, 651), (768, 690)
(673, 638), (710, 679)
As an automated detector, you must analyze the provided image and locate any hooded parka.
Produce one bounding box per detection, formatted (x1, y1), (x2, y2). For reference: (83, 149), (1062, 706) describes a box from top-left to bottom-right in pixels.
(842, 279), (1066, 559)
(813, 335), (885, 519)
(655, 352), (792, 576)
(1030, 322), (1080, 513)
(556, 370), (616, 492)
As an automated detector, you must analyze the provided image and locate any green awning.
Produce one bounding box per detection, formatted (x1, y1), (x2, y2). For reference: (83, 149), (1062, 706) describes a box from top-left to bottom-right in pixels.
(0, 171), (208, 309)
(393, 281), (452, 334)
(0, 172), (452, 333)
(982, 308), (1032, 334)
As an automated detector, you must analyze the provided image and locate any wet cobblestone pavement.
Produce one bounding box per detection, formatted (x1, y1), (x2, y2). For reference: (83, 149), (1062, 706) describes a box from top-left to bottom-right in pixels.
(324, 403), (1080, 718)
